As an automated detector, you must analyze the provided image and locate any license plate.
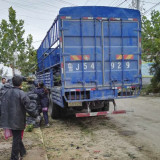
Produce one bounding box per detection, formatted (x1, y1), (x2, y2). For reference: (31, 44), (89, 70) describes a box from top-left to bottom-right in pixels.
(68, 102), (82, 107)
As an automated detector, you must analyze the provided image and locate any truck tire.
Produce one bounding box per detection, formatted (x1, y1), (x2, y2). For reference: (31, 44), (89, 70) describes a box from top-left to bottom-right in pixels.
(103, 101), (109, 111)
(60, 107), (68, 118)
(51, 102), (61, 119)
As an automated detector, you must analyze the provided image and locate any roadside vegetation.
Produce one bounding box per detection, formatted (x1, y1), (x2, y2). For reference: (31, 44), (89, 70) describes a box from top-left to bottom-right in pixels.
(142, 10), (160, 93)
(0, 7), (37, 76)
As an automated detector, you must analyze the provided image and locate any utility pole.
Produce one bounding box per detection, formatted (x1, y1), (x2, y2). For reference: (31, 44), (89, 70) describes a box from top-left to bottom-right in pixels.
(131, 0), (140, 10)
(136, 0), (140, 10)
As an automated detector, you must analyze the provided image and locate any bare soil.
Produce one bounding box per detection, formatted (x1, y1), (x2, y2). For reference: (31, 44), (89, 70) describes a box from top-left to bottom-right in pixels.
(0, 96), (160, 160)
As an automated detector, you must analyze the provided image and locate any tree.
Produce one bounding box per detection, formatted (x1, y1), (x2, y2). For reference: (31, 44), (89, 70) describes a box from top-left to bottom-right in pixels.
(0, 68), (8, 80)
(142, 10), (160, 92)
(17, 35), (37, 77)
(0, 7), (37, 76)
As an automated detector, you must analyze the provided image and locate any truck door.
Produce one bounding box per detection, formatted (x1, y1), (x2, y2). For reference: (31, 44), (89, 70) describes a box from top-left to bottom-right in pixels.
(103, 19), (141, 87)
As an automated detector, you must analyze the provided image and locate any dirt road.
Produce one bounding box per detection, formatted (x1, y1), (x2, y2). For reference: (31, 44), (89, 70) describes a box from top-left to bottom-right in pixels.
(0, 96), (160, 160)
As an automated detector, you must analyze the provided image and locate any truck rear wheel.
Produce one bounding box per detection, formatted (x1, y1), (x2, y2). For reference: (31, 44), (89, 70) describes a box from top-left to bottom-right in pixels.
(103, 101), (110, 111)
(51, 102), (61, 119)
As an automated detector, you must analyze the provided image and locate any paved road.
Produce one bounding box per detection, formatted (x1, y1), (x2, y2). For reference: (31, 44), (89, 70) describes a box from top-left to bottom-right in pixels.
(114, 96), (160, 159)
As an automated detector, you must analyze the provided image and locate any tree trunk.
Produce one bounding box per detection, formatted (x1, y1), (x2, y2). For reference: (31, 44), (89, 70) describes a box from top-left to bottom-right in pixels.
(10, 64), (15, 76)
(12, 67), (15, 76)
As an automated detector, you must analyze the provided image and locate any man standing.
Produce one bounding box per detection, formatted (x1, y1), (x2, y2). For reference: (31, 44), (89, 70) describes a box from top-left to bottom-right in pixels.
(0, 75), (39, 160)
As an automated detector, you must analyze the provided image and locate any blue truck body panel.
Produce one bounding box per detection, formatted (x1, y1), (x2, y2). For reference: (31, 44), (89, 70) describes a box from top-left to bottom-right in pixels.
(37, 6), (142, 108)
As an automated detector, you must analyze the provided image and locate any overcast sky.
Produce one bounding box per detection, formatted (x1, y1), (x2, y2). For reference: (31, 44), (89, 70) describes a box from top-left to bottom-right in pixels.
(0, 0), (160, 76)
(0, 0), (160, 49)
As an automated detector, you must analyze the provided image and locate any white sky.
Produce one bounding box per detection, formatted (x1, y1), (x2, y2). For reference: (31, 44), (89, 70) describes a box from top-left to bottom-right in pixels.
(0, 0), (160, 76)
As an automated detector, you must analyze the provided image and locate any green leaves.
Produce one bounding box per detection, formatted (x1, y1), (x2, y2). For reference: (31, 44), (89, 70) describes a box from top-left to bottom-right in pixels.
(142, 10), (160, 63)
(0, 68), (8, 80)
(16, 34), (37, 76)
(0, 7), (37, 76)
(142, 10), (160, 93)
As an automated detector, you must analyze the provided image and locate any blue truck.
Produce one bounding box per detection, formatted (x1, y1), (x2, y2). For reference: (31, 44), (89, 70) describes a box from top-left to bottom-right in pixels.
(37, 6), (142, 118)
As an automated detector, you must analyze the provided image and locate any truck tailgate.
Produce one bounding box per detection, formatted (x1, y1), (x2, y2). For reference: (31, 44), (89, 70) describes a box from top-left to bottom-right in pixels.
(62, 18), (141, 89)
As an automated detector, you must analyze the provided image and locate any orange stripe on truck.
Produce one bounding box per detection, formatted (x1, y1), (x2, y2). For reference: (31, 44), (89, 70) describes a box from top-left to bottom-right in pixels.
(70, 55), (82, 60)
(70, 55), (90, 61)
(116, 55), (123, 60)
(116, 54), (134, 60)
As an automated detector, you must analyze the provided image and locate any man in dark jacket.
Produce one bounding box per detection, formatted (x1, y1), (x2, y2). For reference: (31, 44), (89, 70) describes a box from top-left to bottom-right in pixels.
(0, 75), (39, 160)
(0, 83), (12, 114)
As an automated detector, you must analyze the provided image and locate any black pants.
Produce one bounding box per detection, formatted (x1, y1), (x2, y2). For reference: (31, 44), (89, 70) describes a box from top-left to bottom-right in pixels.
(10, 130), (26, 160)
(43, 111), (49, 125)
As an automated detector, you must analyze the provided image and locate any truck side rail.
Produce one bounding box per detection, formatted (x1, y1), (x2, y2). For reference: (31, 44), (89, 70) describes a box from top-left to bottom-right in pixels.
(37, 17), (60, 69)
